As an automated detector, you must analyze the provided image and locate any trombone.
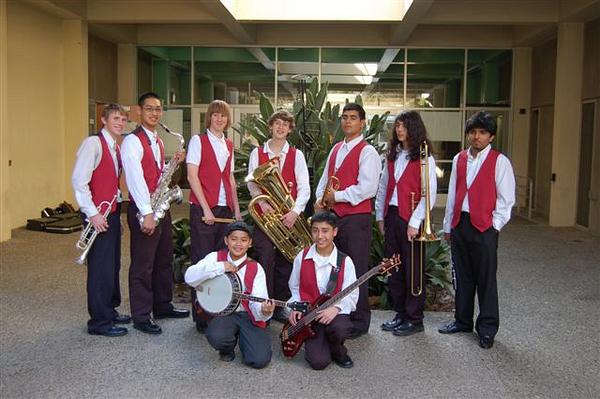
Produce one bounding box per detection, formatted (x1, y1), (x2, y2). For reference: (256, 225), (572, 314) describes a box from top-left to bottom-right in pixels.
(75, 195), (117, 265)
(410, 141), (439, 296)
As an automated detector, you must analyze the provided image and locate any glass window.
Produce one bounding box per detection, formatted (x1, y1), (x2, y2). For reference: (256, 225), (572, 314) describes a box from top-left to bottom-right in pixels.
(466, 49), (512, 107)
(407, 49), (464, 108)
(137, 47), (191, 106)
(193, 47), (276, 105)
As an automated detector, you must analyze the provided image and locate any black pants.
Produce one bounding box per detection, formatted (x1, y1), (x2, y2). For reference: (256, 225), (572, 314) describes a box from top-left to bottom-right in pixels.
(205, 312), (272, 369)
(189, 204), (231, 264)
(304, 314), (352, 370)
(334, 213), (372, 333)
(86, 210), (122, 333)
(384, 207), (425, 323)
(451, 212), (499, 337)
(127, 203), (174, 323)
(252, 226), (293, 301)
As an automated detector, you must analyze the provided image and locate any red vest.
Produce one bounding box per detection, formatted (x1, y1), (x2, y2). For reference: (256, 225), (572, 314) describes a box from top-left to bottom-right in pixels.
(216, 250), (266, 328)
(299, 247), (346, 304)
(451, 149), (500, 232)
(257, 145), (298, 200)
(190, 134), (234, 210)
(132, 127), (164, 197)
(89, 134), (121, 214)
(383, 158), (421, 222)
(327, 140), (372, 217)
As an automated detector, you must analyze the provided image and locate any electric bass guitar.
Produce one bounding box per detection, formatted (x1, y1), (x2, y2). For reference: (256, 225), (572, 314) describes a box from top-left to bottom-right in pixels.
(280, 254), (401, 358)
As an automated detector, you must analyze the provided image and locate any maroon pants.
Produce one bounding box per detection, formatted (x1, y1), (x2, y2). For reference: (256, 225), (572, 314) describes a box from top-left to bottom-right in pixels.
(252, 226), (292, 301)
(384, 207), (426, 323)
(304, 314), (352, 370)
(127, 203), (174, 324)
(334, 213), (372, 333)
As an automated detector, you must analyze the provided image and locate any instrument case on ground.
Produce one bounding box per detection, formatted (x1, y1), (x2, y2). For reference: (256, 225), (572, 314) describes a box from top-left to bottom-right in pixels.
(26, 213), (83, 234)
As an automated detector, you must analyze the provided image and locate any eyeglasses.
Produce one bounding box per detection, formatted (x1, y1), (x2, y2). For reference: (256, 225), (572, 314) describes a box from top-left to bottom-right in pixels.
(142, 106), (163, 114)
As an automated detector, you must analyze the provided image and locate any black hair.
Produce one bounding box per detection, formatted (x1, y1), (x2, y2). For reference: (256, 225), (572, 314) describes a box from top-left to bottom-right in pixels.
(138, 92), (161, 107)
(342, 102), (366, 120)
(465, 111), (497, 136)
(310, 211), (338, 228)
(387, 110), (433, 162)
(224, 221), (252, 237)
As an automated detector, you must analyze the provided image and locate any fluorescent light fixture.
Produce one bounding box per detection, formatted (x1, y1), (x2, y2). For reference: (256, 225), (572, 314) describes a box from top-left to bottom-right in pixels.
(220, 0), (413, 21)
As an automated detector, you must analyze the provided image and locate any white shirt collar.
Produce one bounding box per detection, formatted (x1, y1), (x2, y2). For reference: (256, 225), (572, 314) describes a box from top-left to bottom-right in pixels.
(305, 244), (338, 267)
(100, 128), (116, 150)
(264, 139), (289, 156)
(141, 125), (158, 142)
(343, 134), (364, 150)
(207, 129), (226, 143)
(468, 144), (492, 161)
(227, 252), (248, 267)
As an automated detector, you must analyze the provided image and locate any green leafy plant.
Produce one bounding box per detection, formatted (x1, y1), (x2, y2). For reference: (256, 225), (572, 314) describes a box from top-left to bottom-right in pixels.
(171, 217), (191, 283)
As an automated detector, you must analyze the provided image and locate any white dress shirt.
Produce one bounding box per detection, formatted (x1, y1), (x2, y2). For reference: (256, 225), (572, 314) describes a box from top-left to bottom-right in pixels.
(246, 140), (311, 215)
(443, 145), (516, 233)
(288, 244), (358, 315)
(315, 135), (381, 206)
(186, 130), (234, 207)
(121, 126), (164, 216)
(375, 148), (437, 229)
(184, 251), (271, 322)
(71, 128), (120, 218)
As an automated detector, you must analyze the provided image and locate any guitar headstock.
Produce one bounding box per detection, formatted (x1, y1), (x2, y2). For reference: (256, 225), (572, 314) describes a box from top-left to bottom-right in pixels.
(377, 254), (402, 275)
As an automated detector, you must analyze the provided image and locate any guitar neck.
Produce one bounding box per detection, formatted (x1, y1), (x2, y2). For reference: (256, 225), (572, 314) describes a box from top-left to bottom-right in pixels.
(232, 292), (288, 308)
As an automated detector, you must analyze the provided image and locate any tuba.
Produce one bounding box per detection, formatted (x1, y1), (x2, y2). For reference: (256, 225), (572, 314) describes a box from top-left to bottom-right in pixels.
(247, 157), (312, 262)
(137, 122), (185, 226)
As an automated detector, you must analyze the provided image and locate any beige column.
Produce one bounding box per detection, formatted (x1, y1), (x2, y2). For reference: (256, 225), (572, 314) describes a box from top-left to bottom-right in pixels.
(118, 43), (137, 106)
(510, 47), (532, 209)
(549, 23), (584, 226)
(62, 19), (88, 204)
(0, 0), (10, 241)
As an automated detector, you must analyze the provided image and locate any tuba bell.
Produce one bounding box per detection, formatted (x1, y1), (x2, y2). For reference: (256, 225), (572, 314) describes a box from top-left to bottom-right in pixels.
(247, 157), (312, 262)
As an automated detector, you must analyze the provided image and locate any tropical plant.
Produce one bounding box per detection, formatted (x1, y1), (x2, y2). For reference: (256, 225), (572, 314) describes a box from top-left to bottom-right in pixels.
(171, 217), (191, 283)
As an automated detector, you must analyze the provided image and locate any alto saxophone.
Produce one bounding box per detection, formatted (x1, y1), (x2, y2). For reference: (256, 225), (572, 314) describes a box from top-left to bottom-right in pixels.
(137, 123), (185, 226)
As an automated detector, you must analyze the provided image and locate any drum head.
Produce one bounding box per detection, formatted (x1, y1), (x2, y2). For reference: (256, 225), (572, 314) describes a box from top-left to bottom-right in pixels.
(195, 273), (239, 315)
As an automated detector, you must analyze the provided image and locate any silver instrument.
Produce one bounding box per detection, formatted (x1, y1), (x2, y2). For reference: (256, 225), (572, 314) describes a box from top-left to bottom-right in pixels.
(75, 195), (117, 265)
(137, 122), (185, 226)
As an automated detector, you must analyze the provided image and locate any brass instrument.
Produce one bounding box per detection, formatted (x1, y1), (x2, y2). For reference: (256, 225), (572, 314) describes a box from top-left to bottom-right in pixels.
(247, 157), (312, 262)
(319, 175), (340, 211)
(410, 141), (439, 296)
(137, 122), (185, 226)
(75, 195), (117, 265)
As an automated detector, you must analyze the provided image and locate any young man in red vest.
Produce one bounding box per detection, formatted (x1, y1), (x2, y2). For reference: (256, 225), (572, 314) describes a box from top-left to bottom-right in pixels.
(186, 100), (241, 332)
(246, 110), (310, 323)
(72, 103), (130, 337)
(121, 92), (189, 335)
(288, 211), (358, 370)
(375, 111), (437, 337)
(314, 103), (380, 338)
(439, 111), (515, 349)
(184, 221), (274, 369)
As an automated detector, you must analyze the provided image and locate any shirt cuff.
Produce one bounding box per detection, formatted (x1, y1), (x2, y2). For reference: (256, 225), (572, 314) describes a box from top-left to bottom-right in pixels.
(137, 204), (153, 216)
(408, 215), (422, 229)
(334, 191), (346, 203)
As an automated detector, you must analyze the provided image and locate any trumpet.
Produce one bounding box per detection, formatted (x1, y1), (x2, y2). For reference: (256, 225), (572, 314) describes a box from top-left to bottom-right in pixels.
(410, 141), (439, 296)
(318, 175), (340, 211)
(75, 195), (117, 265)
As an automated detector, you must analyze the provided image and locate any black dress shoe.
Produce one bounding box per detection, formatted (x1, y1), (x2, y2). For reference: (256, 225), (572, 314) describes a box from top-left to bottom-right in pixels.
(392, 321), (424, 337)
(113, 313), (132, 324)
(333, 355), (354, 369)
(347, 328), (367, 340)
(438, 321), (472, 334)
(133, 320), (162, 335)
(479, 335), (494, 349)
(195, 320), (207, 334)
(154, 308), (190, 319)
(381, 314), (404, 331)
(219, 351), (235, 362)
(88, 326), (128, 337)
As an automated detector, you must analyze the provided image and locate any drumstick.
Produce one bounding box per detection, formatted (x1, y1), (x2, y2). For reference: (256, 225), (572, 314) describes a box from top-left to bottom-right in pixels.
(202, 216), (236, 224)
